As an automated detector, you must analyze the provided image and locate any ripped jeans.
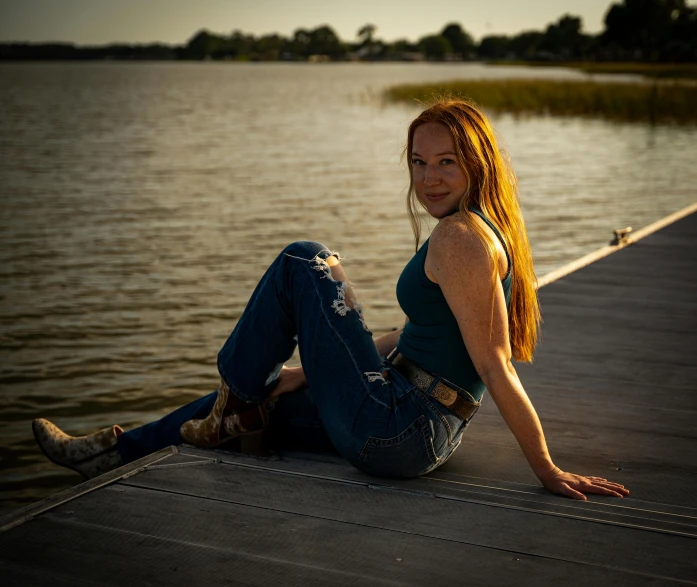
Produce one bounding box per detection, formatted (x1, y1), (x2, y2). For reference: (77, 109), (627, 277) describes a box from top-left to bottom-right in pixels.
(117, 241), (465, 478)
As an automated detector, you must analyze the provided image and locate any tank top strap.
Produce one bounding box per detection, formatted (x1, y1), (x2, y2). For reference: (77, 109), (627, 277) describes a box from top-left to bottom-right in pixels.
(467, 207), (511, 272)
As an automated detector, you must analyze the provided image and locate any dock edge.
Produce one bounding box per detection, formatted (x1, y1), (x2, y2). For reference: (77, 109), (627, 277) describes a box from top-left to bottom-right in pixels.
(537, 202), (697, 289)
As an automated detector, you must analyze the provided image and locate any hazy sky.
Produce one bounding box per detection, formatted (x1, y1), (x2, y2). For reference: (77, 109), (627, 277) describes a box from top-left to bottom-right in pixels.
(0, 0), (621, 45)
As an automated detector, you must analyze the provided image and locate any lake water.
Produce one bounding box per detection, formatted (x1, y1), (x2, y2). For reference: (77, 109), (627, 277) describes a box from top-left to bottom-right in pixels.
(1, 62), (695, 510)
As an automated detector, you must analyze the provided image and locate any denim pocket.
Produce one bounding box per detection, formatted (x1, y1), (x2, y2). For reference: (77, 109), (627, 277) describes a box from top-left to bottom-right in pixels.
(357, 415), (438, 479)
(413, 388), (465, 449)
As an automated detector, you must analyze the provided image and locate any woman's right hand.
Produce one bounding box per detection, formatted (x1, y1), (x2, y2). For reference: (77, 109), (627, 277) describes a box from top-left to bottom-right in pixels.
(269, 366), (308, 399)
(538, 466), (630, 500)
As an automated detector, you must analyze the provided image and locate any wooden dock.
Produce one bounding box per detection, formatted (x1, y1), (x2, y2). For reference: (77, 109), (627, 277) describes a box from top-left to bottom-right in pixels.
(2, 205), (696, 586)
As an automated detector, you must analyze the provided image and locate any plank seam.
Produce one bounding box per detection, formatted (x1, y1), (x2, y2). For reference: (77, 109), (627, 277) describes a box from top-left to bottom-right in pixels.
(111, 481), (697, 585)
(423, 476), (697, 521)
(33, 514), (416, 587)
(119, 457), (697, 538)
(0, 446), (178, 532)
(211, 459), (697, 537)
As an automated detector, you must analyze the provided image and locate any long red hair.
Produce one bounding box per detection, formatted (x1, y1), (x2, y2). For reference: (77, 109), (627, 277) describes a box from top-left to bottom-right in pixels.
(406, 99), (540, 362)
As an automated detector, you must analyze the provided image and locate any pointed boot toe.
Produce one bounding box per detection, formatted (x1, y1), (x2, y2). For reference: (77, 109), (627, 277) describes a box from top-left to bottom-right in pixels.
(32, 418), (124, 479)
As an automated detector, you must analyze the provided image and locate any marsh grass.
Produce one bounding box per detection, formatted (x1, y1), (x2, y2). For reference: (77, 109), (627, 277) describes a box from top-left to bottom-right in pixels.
(488, 61), (697, 80)
(384, 79), (697, 124)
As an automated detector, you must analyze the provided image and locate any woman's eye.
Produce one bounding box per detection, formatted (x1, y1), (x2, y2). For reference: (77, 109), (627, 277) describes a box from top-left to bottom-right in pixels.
(411, 159), (425, 166)
(441, 158), (454, 165)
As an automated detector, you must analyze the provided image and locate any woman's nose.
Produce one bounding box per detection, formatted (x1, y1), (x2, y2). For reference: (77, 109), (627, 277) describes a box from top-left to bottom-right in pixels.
(424, 165), (441, 185)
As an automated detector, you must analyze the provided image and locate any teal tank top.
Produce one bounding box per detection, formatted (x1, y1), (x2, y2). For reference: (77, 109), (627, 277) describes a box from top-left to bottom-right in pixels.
(395, 209), (512, 402)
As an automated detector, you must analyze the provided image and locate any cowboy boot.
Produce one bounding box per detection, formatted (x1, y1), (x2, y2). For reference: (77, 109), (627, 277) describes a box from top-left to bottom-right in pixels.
(32, 418), (124, 479)
(180, 380), (270, 448)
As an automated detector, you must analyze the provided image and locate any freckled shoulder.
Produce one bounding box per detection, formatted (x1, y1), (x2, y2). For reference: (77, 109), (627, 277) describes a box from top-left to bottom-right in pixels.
(429, 213), (507, 282)
(429, 215), (491, 270)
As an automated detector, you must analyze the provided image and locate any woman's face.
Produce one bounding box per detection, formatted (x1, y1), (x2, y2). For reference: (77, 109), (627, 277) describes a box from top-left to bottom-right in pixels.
(411, 122), (469, 220)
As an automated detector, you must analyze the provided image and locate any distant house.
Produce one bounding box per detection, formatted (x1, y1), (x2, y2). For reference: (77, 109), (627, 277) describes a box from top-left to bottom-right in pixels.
(399, 51), (425, 62)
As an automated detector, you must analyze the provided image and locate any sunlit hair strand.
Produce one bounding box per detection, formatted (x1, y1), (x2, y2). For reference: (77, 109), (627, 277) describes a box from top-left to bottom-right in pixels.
(405, 98), (540, 362)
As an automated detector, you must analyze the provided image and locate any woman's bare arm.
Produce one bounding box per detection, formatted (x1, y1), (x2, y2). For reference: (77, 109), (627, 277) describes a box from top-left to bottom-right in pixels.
(374, 327), (403, 357)
(427, 217), (629, 500)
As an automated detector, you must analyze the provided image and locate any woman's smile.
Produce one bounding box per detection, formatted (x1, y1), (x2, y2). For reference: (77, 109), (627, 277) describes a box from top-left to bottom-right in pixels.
(411, 122), (469, 219)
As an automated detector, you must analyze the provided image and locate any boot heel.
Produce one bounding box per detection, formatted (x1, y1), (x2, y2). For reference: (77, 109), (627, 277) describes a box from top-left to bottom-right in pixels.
(239, 429), (271, 456)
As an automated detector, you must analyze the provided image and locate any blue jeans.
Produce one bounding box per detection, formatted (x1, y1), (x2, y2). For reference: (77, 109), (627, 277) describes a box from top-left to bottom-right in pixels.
(117, 241), (466, 478)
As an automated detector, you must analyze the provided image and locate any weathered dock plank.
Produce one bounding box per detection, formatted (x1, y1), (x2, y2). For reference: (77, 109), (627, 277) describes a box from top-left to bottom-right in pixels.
(2, 449), (693, 586)
(2, 205), (696, 586)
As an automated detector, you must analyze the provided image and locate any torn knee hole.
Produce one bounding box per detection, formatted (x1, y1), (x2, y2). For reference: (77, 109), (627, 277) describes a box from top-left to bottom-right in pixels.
(308, 251), (372, 333)
(331, 281), (371, 332)
(331, 281), (352, 315)
(311, 250), (343, 281)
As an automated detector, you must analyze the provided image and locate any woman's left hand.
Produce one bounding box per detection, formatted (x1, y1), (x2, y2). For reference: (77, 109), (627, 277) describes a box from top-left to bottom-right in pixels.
(269, 366), (308, 399)
(538, 467), (630, 500)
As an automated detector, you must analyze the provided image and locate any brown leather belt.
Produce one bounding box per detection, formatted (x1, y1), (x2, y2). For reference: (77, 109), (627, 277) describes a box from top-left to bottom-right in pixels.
(390, 352), (481, 422)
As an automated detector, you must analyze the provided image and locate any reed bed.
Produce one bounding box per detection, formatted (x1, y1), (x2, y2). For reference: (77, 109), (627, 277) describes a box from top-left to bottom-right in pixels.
(384, 79), (697, 124)
(488, 61), (697, 80)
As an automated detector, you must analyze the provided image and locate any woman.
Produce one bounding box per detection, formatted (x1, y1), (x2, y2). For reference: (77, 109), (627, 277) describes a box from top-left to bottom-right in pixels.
(33, 99), (629, 501)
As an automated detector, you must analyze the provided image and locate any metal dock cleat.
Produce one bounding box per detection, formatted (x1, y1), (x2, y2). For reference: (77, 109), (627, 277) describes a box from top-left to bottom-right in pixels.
(610, 226), (633, 245)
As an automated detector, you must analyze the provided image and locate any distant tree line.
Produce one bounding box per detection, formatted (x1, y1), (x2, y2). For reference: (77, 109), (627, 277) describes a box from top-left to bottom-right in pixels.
(479, 0), (696, 62)
(1, 0), (695, 62)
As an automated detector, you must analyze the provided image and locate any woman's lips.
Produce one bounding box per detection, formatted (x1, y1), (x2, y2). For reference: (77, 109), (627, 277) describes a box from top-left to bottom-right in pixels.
(426, 193), (448, 201)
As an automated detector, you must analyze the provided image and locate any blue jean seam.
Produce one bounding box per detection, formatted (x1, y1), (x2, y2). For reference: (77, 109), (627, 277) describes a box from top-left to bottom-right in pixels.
(218, 354), (257, 403)
(219, 248), (389, 409)
(357, 414), (429, 463)
(416, 384), (455, 447)
(218, 247), (342, 404)
(295, 253), (391, 408)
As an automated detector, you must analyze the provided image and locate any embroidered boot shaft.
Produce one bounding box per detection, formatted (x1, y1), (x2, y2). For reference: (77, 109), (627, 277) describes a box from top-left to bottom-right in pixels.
(179, 380), (269, 448)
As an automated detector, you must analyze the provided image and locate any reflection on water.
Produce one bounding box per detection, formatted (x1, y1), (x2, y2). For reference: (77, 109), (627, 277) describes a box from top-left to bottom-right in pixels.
(1, 62), (695, 510)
